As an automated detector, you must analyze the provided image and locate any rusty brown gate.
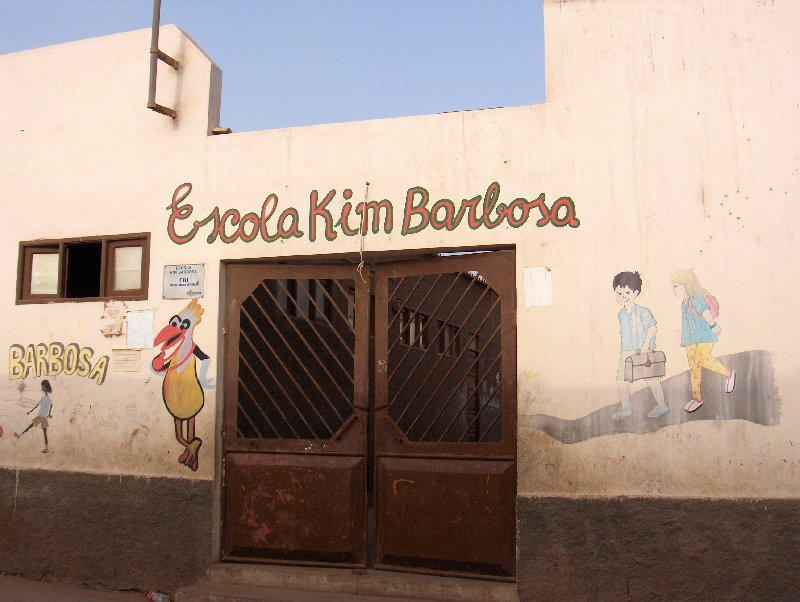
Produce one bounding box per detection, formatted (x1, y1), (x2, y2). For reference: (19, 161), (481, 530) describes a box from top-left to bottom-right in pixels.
(222, 251), (516, 579)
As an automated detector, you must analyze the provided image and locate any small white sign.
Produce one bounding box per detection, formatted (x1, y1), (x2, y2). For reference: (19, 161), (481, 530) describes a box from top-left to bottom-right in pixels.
(127, 310), (155, 349)
(111, 349), (142, 372)
(524, 266), (553, 307)
(163, 264), (205, 299)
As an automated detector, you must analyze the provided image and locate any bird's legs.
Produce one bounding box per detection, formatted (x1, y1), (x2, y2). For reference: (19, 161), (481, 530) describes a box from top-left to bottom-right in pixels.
(185, 417), (202, 472)
(176, 417), (202, 471)
(175, 418), (192, 464)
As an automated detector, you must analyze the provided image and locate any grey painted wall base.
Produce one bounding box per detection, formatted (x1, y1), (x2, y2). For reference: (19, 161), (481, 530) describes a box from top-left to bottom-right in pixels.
(0, 468), (212, 593)
(6, 469), (800, 599)
(518, 494), (800, 601)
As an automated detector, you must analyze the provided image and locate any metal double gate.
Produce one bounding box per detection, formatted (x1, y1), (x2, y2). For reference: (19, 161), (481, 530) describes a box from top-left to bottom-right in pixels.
(222, 251), (516, 580)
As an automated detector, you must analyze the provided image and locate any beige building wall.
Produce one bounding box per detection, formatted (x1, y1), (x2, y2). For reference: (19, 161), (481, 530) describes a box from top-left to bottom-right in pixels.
(1, 0), (798, 503)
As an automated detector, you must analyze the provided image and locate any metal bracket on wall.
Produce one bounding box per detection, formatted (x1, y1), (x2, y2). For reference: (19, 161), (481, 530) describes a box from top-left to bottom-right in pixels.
(147, 0), (178, 119)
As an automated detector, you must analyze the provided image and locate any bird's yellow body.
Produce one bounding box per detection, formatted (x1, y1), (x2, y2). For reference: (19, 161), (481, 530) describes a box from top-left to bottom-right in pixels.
(163, 356), (205, 419)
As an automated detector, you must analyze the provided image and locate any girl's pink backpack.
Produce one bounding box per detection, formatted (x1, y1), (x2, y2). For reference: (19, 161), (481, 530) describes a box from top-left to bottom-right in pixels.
(689, 295), (719, 320)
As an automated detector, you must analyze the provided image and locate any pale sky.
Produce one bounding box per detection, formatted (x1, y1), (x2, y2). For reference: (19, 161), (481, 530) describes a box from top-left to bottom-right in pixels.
(0, 1), (545, 133)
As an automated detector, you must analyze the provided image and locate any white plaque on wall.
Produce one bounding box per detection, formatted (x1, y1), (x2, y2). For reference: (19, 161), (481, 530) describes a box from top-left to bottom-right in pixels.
(163, 264), (205, 299)
(111, 349), (142, 372)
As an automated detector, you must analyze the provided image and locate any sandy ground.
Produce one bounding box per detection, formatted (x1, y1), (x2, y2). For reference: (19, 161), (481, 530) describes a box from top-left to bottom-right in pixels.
(0, 574), (146, 602)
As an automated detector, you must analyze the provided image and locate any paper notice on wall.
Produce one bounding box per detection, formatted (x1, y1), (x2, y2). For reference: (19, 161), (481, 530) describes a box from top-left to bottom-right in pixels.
(126, 310), (155, 349)
(100, 300), (127, 337)
(524, 267), (553, 307)
(111, 349), (141, 372)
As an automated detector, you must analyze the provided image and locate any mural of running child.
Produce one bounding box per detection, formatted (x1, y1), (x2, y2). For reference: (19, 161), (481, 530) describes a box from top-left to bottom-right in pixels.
(14, 379), (54, 453)
(671, 270), (736, 413)
(612, 272), (668, 421)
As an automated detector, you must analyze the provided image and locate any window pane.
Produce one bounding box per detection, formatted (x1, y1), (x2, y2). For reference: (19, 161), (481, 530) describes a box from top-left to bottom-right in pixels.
(113, 246), (143, 291)
(30, 253), (59, 295)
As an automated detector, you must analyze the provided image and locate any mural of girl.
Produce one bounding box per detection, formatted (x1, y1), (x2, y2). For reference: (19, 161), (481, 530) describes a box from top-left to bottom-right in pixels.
(671, 270), (736, 412)
(151, 299), (214, 472)
(13, 379), (53, 453)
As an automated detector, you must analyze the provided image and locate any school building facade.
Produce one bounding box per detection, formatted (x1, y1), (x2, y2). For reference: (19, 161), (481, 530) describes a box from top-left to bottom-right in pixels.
(1, 1), (798, 600)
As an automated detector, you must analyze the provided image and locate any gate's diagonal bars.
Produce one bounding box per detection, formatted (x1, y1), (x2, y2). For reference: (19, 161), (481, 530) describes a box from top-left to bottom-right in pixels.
(241, 305), (337, 435)
(235, 382), (265, 438)
(236, 395), (265, 438)
(386, 273), (462, 381)
(458, 379), (503, 442)
(386, 276), (408, 312)
(238, 328), (307, 438)
(266, 280), (354, 388)
(422, 338), (500, 441)
(283, 278), (356, 379)
(386, 275), (426, 336)
(388, 273), (445, 357)
(237, 374), (280, 438)
(235, 397), (262, 438)
(328, 278), (358, 335)
(433, 346), (502, 442)
(425, 335), (500, 437)
(477, 398), (504, 443)
(291, 278), (356, 359)
(251, 290), (352, 422)
(391, 282), (494, 421)
(385, 276), (408, 331)
(240, 309), (333, 437)
(397, 294), (500, 431)
(402, 310), (497, 439)
(387, 272), (482, 404)
(310, 278), (356, 356)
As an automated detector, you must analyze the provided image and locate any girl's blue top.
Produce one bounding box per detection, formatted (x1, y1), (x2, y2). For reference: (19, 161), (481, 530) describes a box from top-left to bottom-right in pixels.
(680, 296), (717, 346)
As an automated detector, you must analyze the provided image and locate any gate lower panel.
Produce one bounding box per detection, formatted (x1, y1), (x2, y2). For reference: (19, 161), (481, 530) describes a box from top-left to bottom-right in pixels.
(375, 456), (516, 579)
(223, 452), (366, 566)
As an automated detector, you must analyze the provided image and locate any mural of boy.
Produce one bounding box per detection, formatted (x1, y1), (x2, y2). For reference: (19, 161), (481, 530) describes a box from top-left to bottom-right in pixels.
(671, 269), (736, 412)
(151, 299), (214, 472)
(612, 272), (668, 421)
(14, 379), (54, 453)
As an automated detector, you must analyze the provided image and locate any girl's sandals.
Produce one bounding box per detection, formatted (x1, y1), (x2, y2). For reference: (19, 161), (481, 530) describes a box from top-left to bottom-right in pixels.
(684, 398), (703, 412)
(725, 370), (736, 393)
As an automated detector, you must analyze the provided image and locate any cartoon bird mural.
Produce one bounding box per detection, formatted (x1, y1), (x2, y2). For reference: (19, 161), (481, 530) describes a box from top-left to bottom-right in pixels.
(152, 299), (214, 472)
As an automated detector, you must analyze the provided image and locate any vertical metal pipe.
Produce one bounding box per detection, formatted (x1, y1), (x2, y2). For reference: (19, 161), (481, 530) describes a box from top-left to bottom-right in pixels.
(147, 0), (162, 107)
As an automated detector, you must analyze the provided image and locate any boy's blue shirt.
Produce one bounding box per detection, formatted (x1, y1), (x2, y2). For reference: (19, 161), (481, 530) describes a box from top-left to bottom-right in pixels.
(618, 304), (657, 351)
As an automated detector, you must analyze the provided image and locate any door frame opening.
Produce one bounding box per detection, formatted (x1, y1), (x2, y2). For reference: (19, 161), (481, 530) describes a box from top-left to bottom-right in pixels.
(212, 245), (517, 580)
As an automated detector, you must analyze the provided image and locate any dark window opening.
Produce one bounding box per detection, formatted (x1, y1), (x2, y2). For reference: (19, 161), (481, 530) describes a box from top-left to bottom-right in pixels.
(17, 233), (150, 304)
(64, 242), (102, 298)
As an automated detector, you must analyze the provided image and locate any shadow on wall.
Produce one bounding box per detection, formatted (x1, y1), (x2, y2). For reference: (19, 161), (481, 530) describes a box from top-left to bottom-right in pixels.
(519, 351), (779, 444)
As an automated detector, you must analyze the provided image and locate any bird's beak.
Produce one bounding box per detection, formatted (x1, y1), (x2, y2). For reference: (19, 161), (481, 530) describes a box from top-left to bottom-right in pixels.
(154, 324), (183, 348)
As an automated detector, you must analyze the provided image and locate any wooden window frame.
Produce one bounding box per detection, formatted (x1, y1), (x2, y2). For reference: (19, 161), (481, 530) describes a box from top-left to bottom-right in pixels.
(17, 233), (150, 304)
